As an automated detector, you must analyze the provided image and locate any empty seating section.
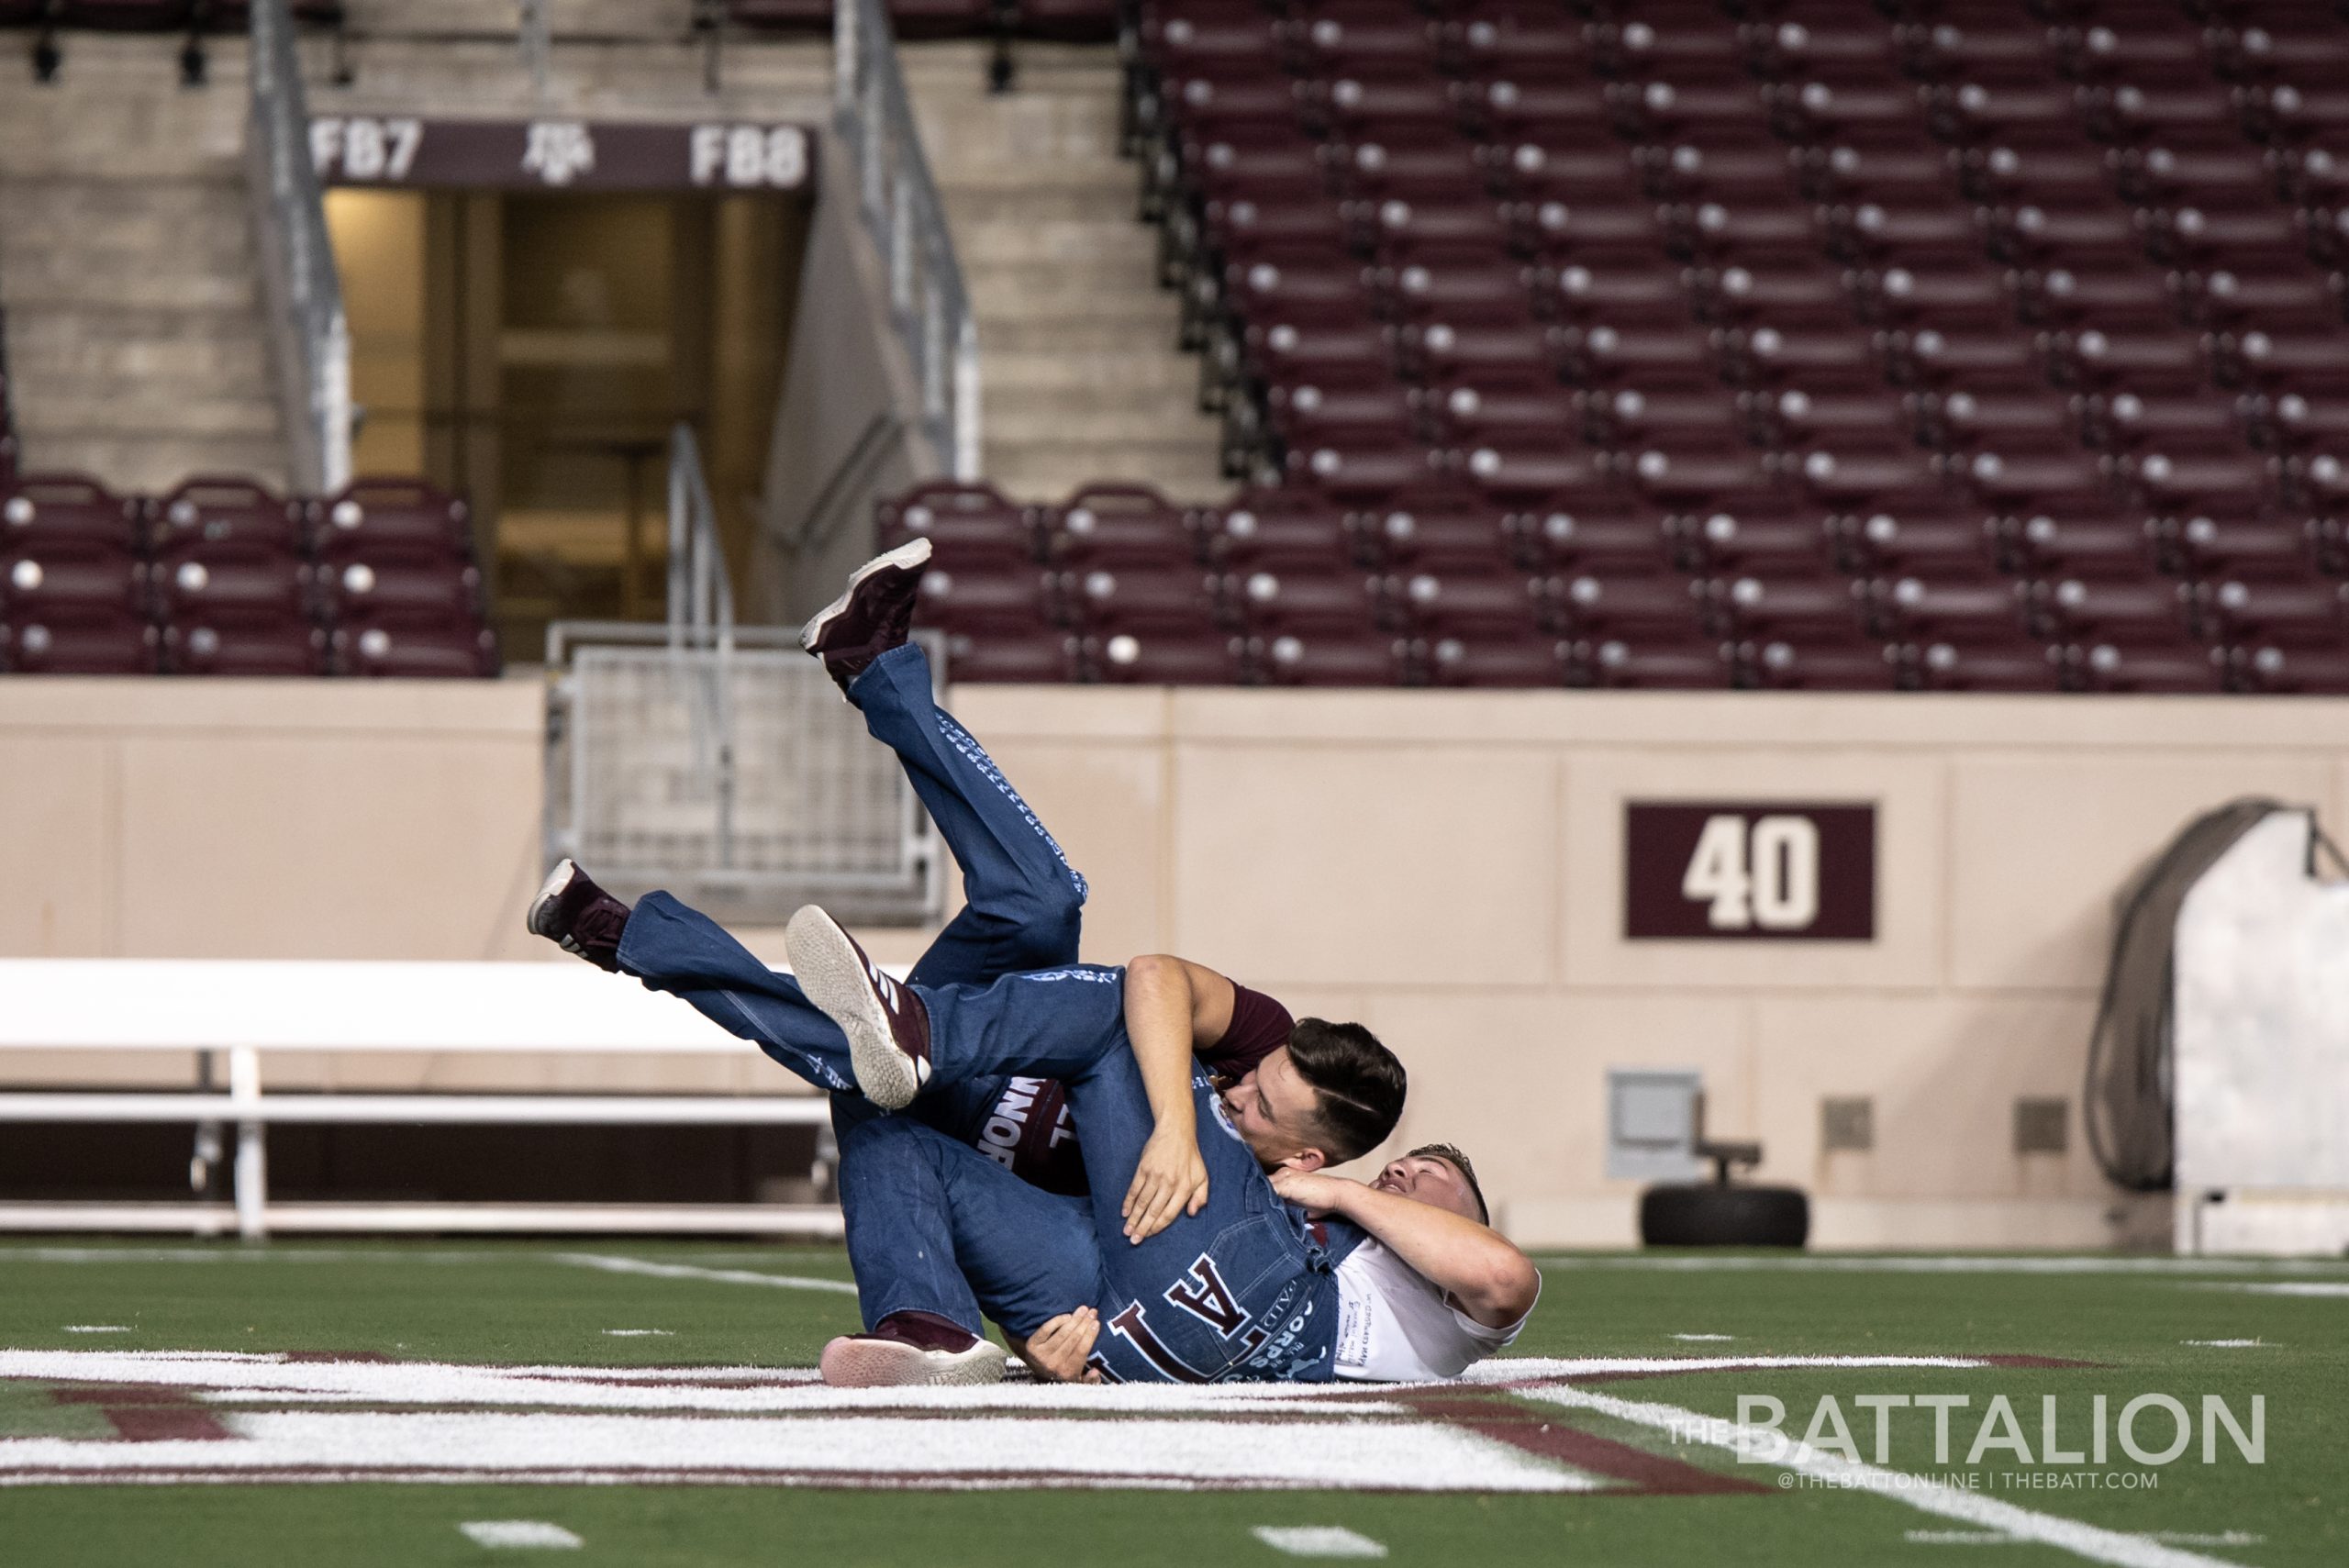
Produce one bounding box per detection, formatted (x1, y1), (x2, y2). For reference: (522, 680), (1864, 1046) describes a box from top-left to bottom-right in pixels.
(888, 0), (2349, 690)
(0, 472), (496, 676)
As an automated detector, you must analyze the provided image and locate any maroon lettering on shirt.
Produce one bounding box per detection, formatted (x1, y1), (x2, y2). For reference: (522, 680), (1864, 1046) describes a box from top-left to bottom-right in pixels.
(992, 982), (1297, 1196)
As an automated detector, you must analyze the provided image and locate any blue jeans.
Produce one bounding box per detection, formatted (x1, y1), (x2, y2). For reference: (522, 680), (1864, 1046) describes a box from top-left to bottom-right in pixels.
(620, 641), (1105, 1334)
(830, 642), (1089, 1148)
(619, 904), (1352, 1381)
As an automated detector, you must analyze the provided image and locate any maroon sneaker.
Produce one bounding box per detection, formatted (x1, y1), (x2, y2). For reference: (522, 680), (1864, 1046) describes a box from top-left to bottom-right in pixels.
(526, 859), (630, 973)
(797, 538), (933, 696)
(819, 1312), (1005, 1387)
(785, 904), (931, 1109)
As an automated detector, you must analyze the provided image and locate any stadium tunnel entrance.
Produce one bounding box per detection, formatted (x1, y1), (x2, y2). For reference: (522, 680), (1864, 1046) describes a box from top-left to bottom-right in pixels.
(323, 185), (810, 661)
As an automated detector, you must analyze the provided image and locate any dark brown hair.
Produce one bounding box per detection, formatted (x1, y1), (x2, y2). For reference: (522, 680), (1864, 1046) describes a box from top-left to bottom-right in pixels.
(1409, 1141), (1489, 1224)
(1285, 1018), (1407, 1162)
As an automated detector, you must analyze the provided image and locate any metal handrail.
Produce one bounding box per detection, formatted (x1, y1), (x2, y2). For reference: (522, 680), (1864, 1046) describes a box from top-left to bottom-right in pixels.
(666, 424), (739, 869)
(833, 0), (981, 480)
(247, 0), (351, 494)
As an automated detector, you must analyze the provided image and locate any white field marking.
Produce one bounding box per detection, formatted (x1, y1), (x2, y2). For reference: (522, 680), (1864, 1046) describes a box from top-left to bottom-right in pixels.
(1521, 1384), (2243, 1568)
(2181, 1340), (2263, 1348)
(1908, 1530), (2020, 1545)
(1462, 1355), (1998, 1383)
(0, 1410), (1598, 1493)
(60, 1327), (130, 1334)
(460, 1520), (583, 1550)
(0, 1351), (1399, 1416)
(2140, 1536), (2264, 1549)
(600, 1330), (673, 1338)
(1531, 1255), (2349, 1277)
(552, 1253), (857, 1295)
(1, 1248), (503, 1265)
(1252, 1525), (1389, 1558)
(1669, 1334), (1733, 1341)
(2199, 1282), (2349, 1298)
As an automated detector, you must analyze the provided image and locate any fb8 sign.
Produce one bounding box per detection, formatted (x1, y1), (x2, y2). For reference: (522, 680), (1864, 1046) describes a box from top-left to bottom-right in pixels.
(1623, 802), (1876, 941)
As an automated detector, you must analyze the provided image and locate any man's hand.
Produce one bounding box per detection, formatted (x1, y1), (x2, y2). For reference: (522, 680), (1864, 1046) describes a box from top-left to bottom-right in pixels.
(1269, 1166), (1361, 1217)
(1019, 1307), (1103, 1383)
(1122, 1124), (1209, 1244)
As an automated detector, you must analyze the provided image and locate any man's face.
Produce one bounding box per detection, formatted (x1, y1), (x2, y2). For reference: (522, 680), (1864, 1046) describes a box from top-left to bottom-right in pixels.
(1371, 1153), (1482, 1222)
(1220, 1047), (1329, 1170)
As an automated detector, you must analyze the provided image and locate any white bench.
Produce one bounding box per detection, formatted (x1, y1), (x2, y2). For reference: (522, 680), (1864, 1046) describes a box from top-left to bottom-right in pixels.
(0, 959), (841, 1240)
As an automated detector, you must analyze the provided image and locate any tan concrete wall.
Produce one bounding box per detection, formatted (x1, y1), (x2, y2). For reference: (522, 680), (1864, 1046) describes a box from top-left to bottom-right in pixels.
(932, 686), (2349, 1249)
(6, 676), (2344, 1246)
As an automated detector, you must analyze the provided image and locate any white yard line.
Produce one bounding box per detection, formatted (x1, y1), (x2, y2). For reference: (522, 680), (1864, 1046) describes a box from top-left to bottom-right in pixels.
(1905, 1532), (2266, 1551)
(2180, 1340), (2263, 1348)
(60, 1327), (130, 1334)
(2198, 1283), (2349, 1298)
(1669, 1334), (1734, 1342)
(1252, 1525), (1389, 1558)
(0, 1410), (1593, 1493)
(1464, 1355), (2000, 1382)
(1520, 1384), (2244, 1568)
(460, 1520), (584, 1550)
(552, 1253), (857, 1296)
(0, 1351), (1401, 1415)
(600, 1330), (673, 1338)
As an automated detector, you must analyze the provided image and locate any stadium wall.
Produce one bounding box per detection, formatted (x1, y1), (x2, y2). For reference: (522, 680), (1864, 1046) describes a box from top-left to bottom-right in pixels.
(6, 677), (2347, 1246)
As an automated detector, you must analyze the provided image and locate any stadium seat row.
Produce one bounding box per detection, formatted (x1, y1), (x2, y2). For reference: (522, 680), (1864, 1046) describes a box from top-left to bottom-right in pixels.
(0, 473), (498, 677)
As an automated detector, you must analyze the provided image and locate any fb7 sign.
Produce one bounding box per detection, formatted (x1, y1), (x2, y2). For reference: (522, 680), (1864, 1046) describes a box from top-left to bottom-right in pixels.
(1624, 802), (1877, 941)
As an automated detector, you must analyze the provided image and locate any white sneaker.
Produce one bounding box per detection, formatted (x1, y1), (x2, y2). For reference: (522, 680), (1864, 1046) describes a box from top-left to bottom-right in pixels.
(819, 1333), (1007, 1387)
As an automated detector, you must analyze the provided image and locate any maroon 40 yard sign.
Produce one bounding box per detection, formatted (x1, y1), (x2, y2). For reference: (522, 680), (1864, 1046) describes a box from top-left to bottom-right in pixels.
(1624, 802), (1877, 941)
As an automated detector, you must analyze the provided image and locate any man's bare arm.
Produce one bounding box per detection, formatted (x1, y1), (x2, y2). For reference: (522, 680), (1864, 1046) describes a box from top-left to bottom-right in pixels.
(1119, 954), (1238, 1242)
(1271, 1170), (1542, 1329)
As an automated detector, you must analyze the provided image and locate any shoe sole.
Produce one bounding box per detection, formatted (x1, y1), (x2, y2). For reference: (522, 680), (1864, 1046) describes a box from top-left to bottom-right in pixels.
(796, 537), (934, 654)
(819, 1335), (1007, 1388)
(786, 904), (920, 1110)
(526, 858), (579, 940)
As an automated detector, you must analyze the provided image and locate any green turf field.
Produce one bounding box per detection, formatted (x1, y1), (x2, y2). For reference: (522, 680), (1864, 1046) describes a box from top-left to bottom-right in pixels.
(0, 1240), (2341, 1567)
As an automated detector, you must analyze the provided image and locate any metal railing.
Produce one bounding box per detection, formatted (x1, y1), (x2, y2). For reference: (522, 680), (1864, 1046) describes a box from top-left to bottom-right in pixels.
(834, 0), (981, 479)
(246, 0), (351, 494)
(543, 426), (941, 926)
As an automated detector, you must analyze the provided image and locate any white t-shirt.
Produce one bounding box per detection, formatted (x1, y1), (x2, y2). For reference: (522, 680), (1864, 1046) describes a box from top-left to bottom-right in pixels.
(1330, 1239), (1537, 1382)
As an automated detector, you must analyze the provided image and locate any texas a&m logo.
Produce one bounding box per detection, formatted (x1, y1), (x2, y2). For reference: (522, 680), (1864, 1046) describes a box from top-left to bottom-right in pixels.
(1100, 1253), (1268, 1383)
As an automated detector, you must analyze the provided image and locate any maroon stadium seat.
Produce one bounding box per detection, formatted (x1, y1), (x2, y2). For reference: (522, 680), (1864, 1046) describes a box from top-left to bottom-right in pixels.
(330, 617), (500, 678)
(878, 482), (1039, 566)
(150, 556), (317, 627)
(1738, 634), (1904, 692)
(321, 559), (485, 624)
(311, 478), (474, 563)
(1904, 635), (2068, 693)
(0, 614), (159, 675)
(942, 629), (1080, 684)
(2, 553), (146, 621)
(1381, 563), (1554, 637)
(1039, 484), (1195, 566)
(151, 476), (306, 562)
(2061, 639), (2232, 693)
(1422, 629), (1571, 687)
(161, 620), (330, 677)
(1570, 633), (1736, 689)
(1, 473), (139, 559)
(1250, 628), (1414, 685)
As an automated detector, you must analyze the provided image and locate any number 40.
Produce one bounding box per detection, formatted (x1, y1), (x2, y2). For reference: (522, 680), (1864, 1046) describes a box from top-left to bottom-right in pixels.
(1681, 815), (1820, 931)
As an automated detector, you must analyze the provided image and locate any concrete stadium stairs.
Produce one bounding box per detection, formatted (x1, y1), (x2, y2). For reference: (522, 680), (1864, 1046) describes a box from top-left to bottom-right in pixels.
(902, 42), (1228, 502)
(0, 35), (293, 493)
